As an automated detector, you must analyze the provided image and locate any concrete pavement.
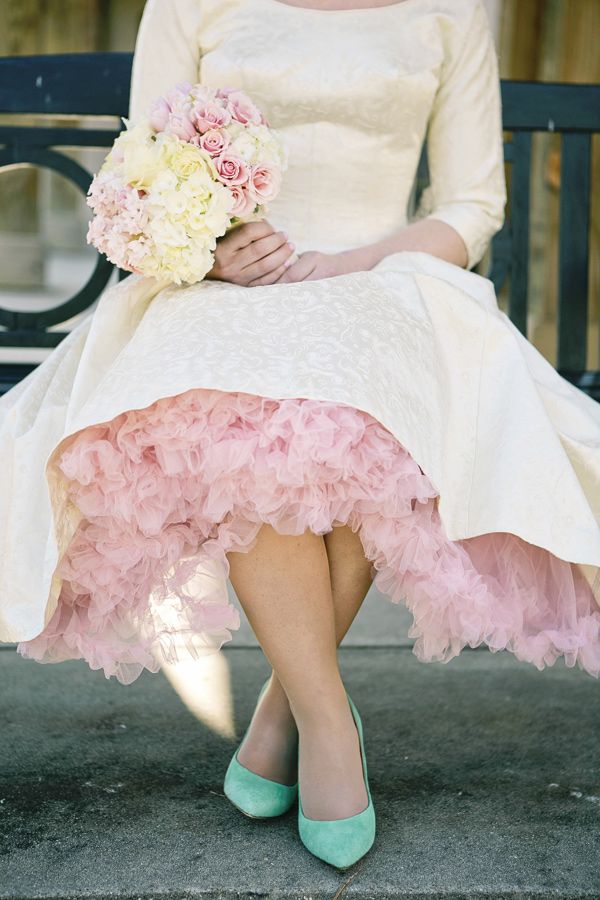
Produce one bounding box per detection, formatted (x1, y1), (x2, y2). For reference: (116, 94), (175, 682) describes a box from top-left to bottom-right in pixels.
(1, 587), (599, 899)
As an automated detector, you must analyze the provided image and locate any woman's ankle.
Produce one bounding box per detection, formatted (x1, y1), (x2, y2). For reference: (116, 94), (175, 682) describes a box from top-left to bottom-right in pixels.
(287, 677), (350, 728)
(295, 703), (368, 819)
(264, 671), (297, 724)
(266, 670), (350, 730)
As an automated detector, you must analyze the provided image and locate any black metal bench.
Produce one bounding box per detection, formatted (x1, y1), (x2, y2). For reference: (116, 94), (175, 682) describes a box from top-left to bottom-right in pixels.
(0, 52), (598, 399)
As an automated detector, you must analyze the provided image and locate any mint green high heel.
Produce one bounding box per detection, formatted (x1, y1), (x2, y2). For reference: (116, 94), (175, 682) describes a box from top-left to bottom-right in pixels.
(223, 678), (298, 819)
(297, 692), (376, 869)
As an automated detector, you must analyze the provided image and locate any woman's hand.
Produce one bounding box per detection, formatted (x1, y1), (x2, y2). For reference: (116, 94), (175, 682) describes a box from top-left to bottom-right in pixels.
(205, 220), (297, 287)
(273, 248), (369, 284)
(271, 218), (472, 284)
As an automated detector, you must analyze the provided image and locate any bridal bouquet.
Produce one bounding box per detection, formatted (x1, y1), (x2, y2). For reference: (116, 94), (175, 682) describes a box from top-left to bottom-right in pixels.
(86, 82), (289, 285)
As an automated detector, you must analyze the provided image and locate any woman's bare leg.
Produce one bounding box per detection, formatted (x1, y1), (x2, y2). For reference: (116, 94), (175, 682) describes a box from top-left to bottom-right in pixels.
(325, 522), (375, 641)
(260, 523), (374, 774)
(226, 523), (369, 819)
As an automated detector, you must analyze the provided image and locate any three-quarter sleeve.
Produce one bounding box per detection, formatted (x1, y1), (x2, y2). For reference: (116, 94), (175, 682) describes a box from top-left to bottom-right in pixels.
(128, 0), (203, 124)
(414, 0), (507, 270)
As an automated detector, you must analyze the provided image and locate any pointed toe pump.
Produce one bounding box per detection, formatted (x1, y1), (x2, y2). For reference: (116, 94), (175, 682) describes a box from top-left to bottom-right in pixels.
(297, 692), (376, 870)
(223, 678), (298, 819)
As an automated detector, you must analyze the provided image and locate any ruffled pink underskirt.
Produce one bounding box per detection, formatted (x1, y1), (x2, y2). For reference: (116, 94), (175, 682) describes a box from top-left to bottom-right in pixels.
(17, 388), (600, 685)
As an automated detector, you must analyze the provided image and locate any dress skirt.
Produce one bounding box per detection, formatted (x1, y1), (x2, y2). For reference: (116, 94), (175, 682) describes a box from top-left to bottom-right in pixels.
(16, 385), (600, 686)
(4, 251), (600, 685)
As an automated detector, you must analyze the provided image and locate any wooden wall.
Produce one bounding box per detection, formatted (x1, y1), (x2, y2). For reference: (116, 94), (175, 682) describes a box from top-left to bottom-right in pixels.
(499, 0), (599, 367)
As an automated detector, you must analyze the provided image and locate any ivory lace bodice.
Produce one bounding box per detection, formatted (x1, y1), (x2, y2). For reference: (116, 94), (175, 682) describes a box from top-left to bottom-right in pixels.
(129, 0), (507, 268)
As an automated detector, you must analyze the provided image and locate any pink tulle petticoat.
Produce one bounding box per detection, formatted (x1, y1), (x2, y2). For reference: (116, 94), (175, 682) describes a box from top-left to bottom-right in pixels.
(17, 387), (600, 685)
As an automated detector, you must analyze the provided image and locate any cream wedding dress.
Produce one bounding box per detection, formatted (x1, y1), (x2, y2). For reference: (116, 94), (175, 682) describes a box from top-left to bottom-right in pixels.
(2, 0), (600, 685)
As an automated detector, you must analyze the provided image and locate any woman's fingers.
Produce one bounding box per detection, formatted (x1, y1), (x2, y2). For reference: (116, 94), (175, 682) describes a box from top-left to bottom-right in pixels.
(237, 229), (290, 269)
(247, 258), (295, 287)
(207, 218), (299, 285)
(242, 239), (297, 284)
(223, 219), (277, 252)
(275, 252), (318, 283)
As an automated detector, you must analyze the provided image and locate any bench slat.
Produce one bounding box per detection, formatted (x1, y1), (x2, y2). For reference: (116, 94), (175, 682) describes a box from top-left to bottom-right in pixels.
(0, 53), (132, 117)
(500, 80), (600, 133)
(507, 132), (532, 337)
(557, 132), (591, 372)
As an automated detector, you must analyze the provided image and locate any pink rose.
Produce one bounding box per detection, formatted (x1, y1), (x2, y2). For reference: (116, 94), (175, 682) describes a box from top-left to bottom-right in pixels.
(226, 90), (263, 125)
(248, 163), (282, 203)
(198, 128), (230, 157)
(214, 151), (250, 186)
(215, 86), (239, 100)
(227, 184), (257, 218)
(148, 97), (171, 132)
(193, 101), (232, 133)
(167, 113), (197, 141)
